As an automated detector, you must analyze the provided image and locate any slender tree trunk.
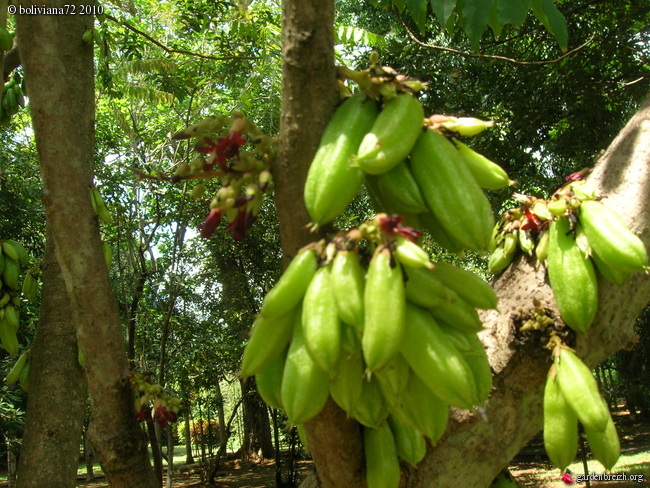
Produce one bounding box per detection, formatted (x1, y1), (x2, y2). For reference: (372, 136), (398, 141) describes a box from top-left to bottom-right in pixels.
(239, 377), (274, 461)
(15, 3), (157, 487)
(275, 0), (365, 486)
(184, 412), (195, 464)
(16, 230), (86, 488)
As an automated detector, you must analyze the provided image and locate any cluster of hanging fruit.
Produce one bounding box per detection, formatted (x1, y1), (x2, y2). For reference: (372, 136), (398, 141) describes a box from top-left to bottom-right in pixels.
(240, 213), (496, 477)
(170, 114), (275, 241)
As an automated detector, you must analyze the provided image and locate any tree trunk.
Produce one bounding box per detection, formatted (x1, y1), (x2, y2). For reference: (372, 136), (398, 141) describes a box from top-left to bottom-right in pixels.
(274, 0), (365, 486)
(15, 3), (157, 487)
(15, 229), (86, 488)
(240, 377), (274, 461)
(184, 412), (195, 464)
(274, 1), (650, 486)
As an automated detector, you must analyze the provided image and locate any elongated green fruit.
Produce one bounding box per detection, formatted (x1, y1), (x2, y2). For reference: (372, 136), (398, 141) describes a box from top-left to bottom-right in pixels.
(2, 256), (20, 290)
(585, 414), (620, 470)
(441, 326), (492, 404)
(240, 308), (295, 377)
(488, 233), (517, 274)
(0, 292), (9, 308)
(453, 139), (512, 190)
(374, 352), (410, 402)
(256, 347), (287, 411)
(297, 424), (309, 453)
(330, 250), (365, 330)
(0, 27), (13, 51)
(591, 250), (629, 287)
(393, 235), (433, 270)
(430, 262), (497, 310)
(5, 349), (29, 385)
(90, 187), (113, 225)
(353, 374), (389, 429)
(302, 265), (342, 376)
(403, 265), (455, 308)
(281, 310), (331, 425)
(547, 218), (598, 334)
(330, 348), (364, 417)
(579, 199), (648, 274)
(371, 160), (428, 214)
(2, 241), (20, 263)
(363, 249), (406, 372)
(390, 370), (449, 442)
(18, 355), (30, 392)
(555, 349), (609, 433)
(418, 210), (467, 254)
(387, 414), (426, 466)
(0, 317), (19, 355)
(536, 229), (550, 262)
(543, 370), (578, 471)
(22, 272), (38, 303)
(4, 304), (18, 329)
(400, 303), (477, 408)
(102, 241), (113, 269)
(429, 291), (484, 333)
(259, 249), (318, 319)
(304, 95), (380, 226)
(410, 130), (495, 251)
(3, 240), (29, 266)
(355, 93), (425, 175)
(364, 422), (401, 488)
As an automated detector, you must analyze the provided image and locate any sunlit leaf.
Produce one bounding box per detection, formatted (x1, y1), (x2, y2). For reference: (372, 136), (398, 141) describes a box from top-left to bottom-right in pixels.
(405, 0), (428, 34)
(531, 0), (568, 51)
(497, 0), (530, 26)
(430, 0), (456, 29)
(461, 0), (496, 50)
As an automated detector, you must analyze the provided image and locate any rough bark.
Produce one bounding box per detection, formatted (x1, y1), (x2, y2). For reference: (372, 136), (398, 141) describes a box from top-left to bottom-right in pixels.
(15, 3), (158, 487)
(275, 1), (650, 486)
(15, 229), (86, 488)
(240, 377), (275, 461)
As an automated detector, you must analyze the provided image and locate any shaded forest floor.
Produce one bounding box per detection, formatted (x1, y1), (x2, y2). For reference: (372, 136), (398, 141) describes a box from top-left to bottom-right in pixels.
(3, 407), (647, 488)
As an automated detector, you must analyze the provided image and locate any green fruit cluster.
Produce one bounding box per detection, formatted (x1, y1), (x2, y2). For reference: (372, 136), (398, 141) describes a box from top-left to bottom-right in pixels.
(242, 214), (496, 487)
(543, 347), (620, 472)
(488, 178), (648, 334)
(0, 240), (33, 356)
(0, 72), (25, 126)
(305, 62), (512, 254)
(169, 114), (275, 241)
(1, 239), (37, 393)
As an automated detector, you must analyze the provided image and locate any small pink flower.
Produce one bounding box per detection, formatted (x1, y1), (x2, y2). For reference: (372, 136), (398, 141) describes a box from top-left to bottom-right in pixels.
(561, 471), (574, 485)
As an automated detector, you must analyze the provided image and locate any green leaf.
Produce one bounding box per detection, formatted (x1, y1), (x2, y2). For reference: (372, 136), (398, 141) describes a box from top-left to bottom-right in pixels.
(405, 0), (428, 34)
(531, 0), (568, 51)
(372, 0), (392, 8)
(497, 0), (530, 26)
(392, 0), (406, 12)
(461, 0), (496, 50)
(123, 85), (175, 105)
(487, 3), (503, 38)
(335, 25), (386, 47)
(429, 0), (456, 29)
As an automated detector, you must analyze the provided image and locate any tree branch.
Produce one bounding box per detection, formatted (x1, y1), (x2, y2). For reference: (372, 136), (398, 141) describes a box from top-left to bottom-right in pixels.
(398, 11), (595, 66)
(106, 14), (259, 62)
(403, 96), (650, 487)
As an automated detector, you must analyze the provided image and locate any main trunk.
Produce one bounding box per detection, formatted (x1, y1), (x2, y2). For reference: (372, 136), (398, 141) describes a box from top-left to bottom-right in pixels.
(16, 229), (86, 488)
(15, 3), (158, 486)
